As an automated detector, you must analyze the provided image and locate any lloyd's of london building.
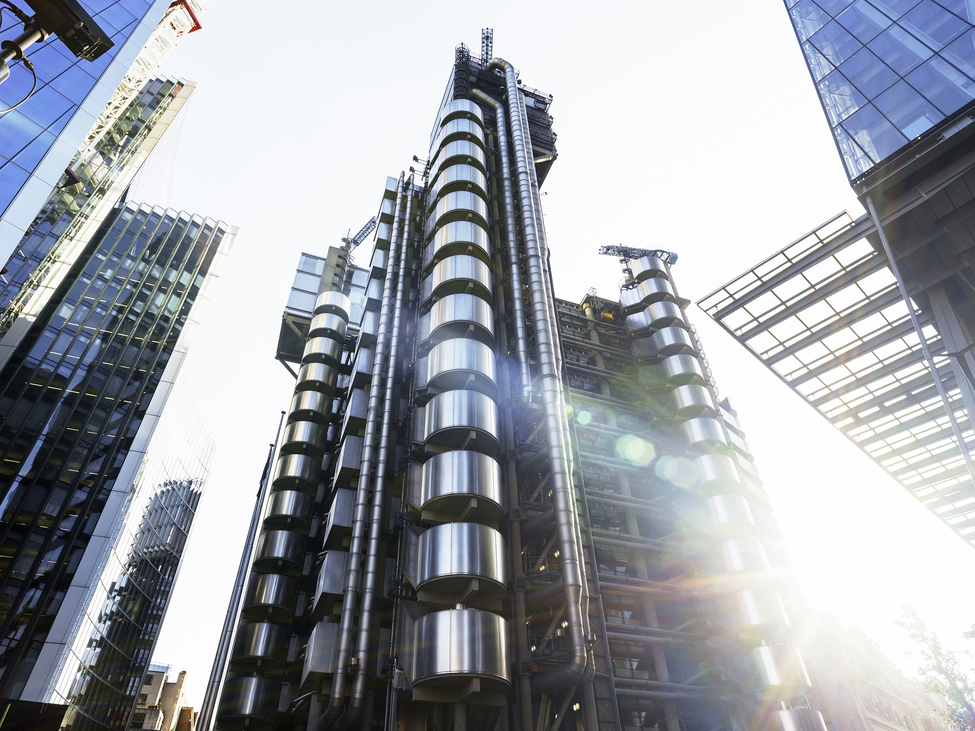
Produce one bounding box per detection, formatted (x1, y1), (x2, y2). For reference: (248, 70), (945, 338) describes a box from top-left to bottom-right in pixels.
(209, 40), (825, 731)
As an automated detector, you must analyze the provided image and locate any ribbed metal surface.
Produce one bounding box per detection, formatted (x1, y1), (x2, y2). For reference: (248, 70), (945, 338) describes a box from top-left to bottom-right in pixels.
(681, 417), (728, 455)
(409, 608), (510, 691)
(631, 254), (669, 282)
(264, 490), (314, 533)
(301, 337), (343, 367)
(418, 293), (495, 349)
(693, 453), (742, 494)
(424, 191), (490, 236)
(667, 384), (717, 421)
(727, 588), (790, 642)
(703, 493), (756, 537)
(295, 362), (338, 395)
(270, 453), (318, 493)
(625, 301), (686, 334)
(439, 98), (484, 125)
(417, 389), (500, 456)
(309, 312), (347, 342)
(420, 254), (493, 305)
(432, 118), (485, 157)
(314, 290), (352, 319)
(431, 140), (487, 179)
(242, 573), (298, 623)
(749, 645), (812, 700)
(428, 164), (488, 207)
(710, 538), (772, 576)
(619, 277), (678, 313)
(634, 326), (696, 360)
(280, 421), (326, 457)
(230, 622), (289, 670)
(414, 450), (503, 521)
(642, 353), (706, 389)
(414, 523), (506, 595)
(424, 221), (492, 270)
(254, 530), (305, 576)
(215, 674), (279, 728)
(288, 390), (331, 426)
(416, 338), (497, 401)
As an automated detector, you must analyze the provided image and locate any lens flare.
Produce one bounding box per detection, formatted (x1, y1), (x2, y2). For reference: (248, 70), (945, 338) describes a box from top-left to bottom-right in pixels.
(615, 434), (655, 466)
(577, 410), (592, 426)
(654, 454), (699, 487)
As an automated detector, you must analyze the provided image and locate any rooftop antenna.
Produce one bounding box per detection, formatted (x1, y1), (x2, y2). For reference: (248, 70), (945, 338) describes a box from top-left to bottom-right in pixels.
(481, 28), (493, 62)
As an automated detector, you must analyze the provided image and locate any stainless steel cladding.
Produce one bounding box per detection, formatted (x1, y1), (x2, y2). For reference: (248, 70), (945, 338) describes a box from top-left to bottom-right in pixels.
(311, 550), (350, 615)
(767, 709), (829, 731)
(242, 573), (299, 622)
(253, 530), (305, 575)
(641, 353), (706, 390)
(263, 490), (315, 533)
(424, 221), (492, 270)
(230, 622), (289, 670)
(702, 493), (757, 537)
(308, 312), (348, 343)
(625, 301), (687, 335)
(432, 118), (486, 153)
(631, 254), (670, 282)
(415, 338), (497, 401)
(693, 453), (743, 494)
(438, 98), (485, 125)
(301, 336), (343, 366)
(288, 390), (332, 425)
(667, 384), (717, 421)
(727, 588), (791, 642)
(428, 164), (488, 205)
(314, 291), (352, 319)
(749, 645), (812, 700)
(414, 450), (503, 522)
(408, 608), (511, 691)
(619, 278), (678, 313)
(632, 326), (696, 360)
(420, 254), (493, 304)
(414, 523), (507, 595)
(416, 390), (501, 456)
(430, 141), (487, 179)
(215, 675), (279, 728)
(710, 538), (772, 576)
(295, 362), (338, 395)
(424, 191), (490, 237)
(681, 417), (729, 455)
(280, 421), (327, 458)
(417, 293), (495, 349)
(270, 453), (319, 493)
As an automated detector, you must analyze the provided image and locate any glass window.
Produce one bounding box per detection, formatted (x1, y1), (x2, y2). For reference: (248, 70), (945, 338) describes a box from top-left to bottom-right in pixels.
(810, 20), (865, 66)
(869, 24), (935, 72)
(843, 102), (910, 159)
(872, 0), (924, 18)
(298, 254), (325, 276)
(819, 71), (870, 122)
(292, 271), (319, 293)
(935, 0), (975, 21)
(805, 41), (837, 80)
(837, 0), (896, 42)
(900, 0), (968, 49)
(874, 79), (944, 134)
(792, 0), (834, 41)
(839, 47), (900, 95)
(0, 111), (44, 159)
(287, 290), (315, 313)
(941, 28), (975, 76)
(820, 0), (857, 12)
(906, 54), (975, 111)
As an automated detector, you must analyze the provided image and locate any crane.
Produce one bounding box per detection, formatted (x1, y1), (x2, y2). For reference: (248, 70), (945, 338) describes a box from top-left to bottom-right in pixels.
(341, 216), (378, 255)
(598, 244), (678, 290)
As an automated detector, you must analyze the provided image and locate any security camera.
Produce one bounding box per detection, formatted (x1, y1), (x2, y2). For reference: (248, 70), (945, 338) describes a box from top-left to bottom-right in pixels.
(20, 0), (114, 61)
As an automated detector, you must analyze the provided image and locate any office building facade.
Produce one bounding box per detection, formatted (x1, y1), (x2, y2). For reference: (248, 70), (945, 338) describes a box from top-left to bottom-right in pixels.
(210, 42), (824, 731)
(700, 0), (975, 548)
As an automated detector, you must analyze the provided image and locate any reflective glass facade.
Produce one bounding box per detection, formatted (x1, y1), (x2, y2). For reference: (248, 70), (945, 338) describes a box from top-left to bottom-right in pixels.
(0, 0), (171, 264)
(788, 0), (975, 179)
(0, 201), (233, 699)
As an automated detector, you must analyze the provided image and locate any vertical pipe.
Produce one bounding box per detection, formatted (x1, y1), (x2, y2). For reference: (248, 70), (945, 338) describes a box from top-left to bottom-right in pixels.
(319, 173), (407, 728)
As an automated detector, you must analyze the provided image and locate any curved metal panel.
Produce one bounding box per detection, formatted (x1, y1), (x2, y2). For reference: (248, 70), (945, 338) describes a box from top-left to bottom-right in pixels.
(432, 118), (485, 158)
(340, 388), (368, 438)
(295, 361), (338, 395)
(619, 277), (677, 313)
(424, 220), (492, 270)
(703, 493), (756, 537)
(288, 390), (331, 426)
(440, 98), (484, 126)
(642, 353), (706, 390)
(750, 645), (812, 700)
(301, 336), (342, 367)
(419, 390), (501, 456)
(626, 301), (686, 335)
(710, 538), (772, 576)
(414, 523), (506, 596)
(643, 326), (696, 360)
(308, 312), (347, 342)
(431, 140), (487, 179)
(254, 529), (305, 576)
(767, 709), (828, 731)
(242, 573), (298, 623)
(417, 293), (495, 350)
(410, 608), (510, 691)
(270, 453), (319, 493)
(215, 674), (279, 728)
(417, 338), (497, 402)
(230, 622), (289, 670)
(280, 420), (326, 457)
(668, 384), (717, 421)
(428, 164), (488, 207)
(693, 453), (742, 494)
(681, 417), (728, 455)
(632, 254), (670, 282)
(264, 489), (314, 533)
(424, 191), (490, 236)
(314, 291), (352, 320)
(728, 588), (790, 642)
(416, 450), (503, 521)
(420, 254), (494, 305)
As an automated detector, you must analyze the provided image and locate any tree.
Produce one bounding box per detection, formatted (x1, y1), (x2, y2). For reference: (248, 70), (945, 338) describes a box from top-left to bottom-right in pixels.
(897, 606), (975, 731)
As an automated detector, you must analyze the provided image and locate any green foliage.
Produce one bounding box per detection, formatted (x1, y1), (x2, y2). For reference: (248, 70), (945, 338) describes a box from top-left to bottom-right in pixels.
(897, 607), (975, 731)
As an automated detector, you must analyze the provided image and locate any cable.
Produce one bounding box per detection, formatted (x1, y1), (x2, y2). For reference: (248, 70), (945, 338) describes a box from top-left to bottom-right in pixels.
(0, 55), (37, 115)
(0, 0), (30, 25)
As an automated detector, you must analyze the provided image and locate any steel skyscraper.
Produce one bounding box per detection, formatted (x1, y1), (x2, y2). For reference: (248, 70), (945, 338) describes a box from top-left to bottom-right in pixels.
(209, 37), (825, 731)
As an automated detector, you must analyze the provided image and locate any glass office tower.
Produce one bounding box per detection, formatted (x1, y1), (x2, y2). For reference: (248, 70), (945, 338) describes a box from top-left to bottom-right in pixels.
(210, 41), (825, 731)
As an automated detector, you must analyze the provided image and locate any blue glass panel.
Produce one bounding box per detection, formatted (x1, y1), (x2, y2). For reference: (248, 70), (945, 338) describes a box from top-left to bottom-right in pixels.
(935, 0), (975, 21)
(819, 0), (856, 12)
(0, 162), (30, 216)
(16, 85), (74, 128)
(906, 54), (975, 111)
(842, 102), (909, 158)
(47, 107), (74, 135)
(810, 20), (865, 65)
(834, 124), (879, 175)
(818, 71), (870, 122)
(872, 0), (924, 18)
(942, 28), (975, 75)
(900, 0), (968, 49)
(837, 1), (896, 42)
(804, 40), (837, 80)
(791, 0), (833, 41)
(0, 111), (44, 158)
(0, 62), (39, 107)
(97, 4), (138, 31)
(838, 47), (900, 95)
(869, 24), (935, 72)
(874, 79), (944, 134)
(48, 65), (98, 103)
(26, 43), (75, 80)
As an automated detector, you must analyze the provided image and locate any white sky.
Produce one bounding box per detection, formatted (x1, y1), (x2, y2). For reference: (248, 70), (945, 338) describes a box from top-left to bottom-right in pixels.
(148, 0), (975, 709)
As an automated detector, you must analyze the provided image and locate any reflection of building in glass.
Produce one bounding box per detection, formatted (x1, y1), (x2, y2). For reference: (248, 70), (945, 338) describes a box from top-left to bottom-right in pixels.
(795, 611), (949, 731)
(208, 39), (826, 731)
(0, 201), (234, 705)
(0, 0), (210, 266)
(701, 2), (975, 549)
(127, 663), (196, 731)
(52, 380), (213, 730)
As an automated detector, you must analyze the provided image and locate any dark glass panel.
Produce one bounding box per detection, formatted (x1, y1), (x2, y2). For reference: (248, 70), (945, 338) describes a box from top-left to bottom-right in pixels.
(842, 102), (910, 158)
(837, 0), (896, 42)
(810, 19), (866, 65)
(818, 70), (870, 122)
(906, 54), (975, 111)
(900, 0), (968, 49)
(839, 47), (901, 95)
